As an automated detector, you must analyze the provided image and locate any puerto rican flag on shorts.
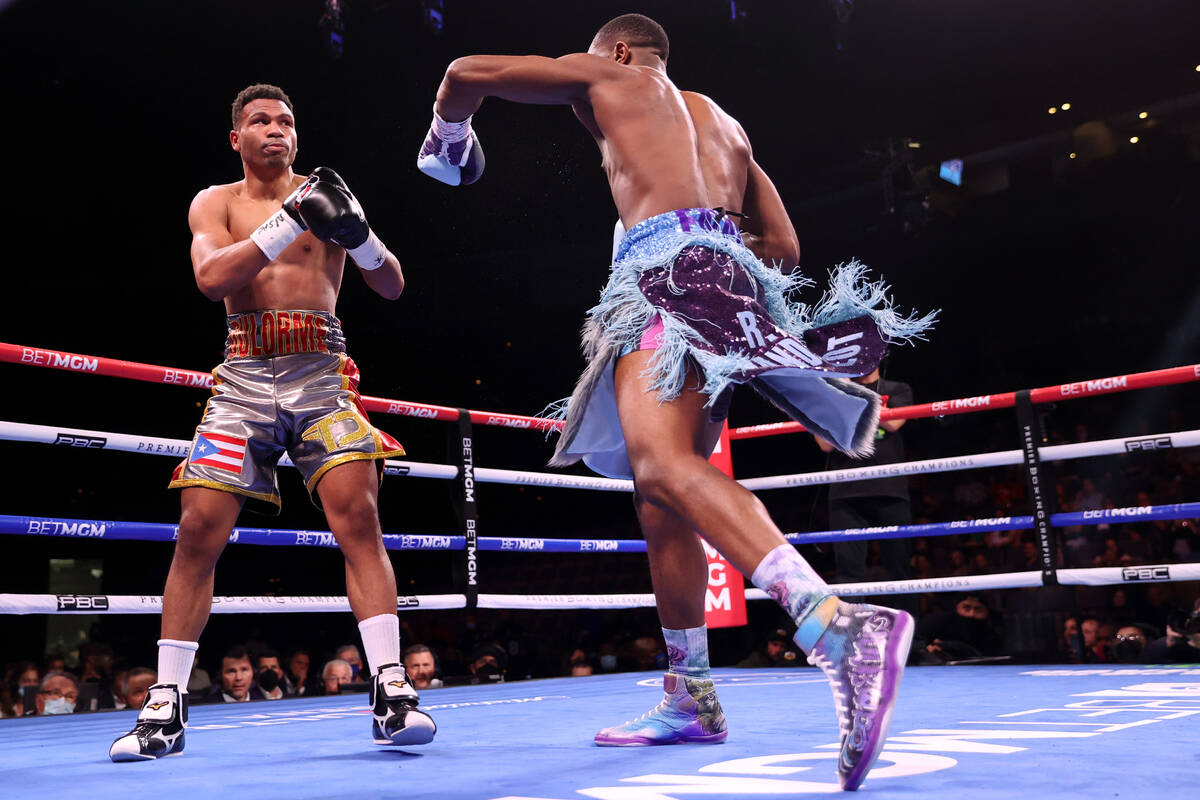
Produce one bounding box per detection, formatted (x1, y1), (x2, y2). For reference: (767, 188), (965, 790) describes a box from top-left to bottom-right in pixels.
(190, 432), (247, 474)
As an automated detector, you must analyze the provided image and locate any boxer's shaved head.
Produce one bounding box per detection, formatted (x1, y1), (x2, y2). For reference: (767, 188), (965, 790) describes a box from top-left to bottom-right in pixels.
(591, 14), (669, 62)
(232, 83), (294, 129)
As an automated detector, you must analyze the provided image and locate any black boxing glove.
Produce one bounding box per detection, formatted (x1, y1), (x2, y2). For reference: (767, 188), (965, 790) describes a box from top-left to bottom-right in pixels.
(286, 167), (388, 270)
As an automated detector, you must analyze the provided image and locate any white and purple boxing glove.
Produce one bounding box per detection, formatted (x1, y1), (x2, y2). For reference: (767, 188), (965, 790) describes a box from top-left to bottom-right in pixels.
(417, 107), (485, 186)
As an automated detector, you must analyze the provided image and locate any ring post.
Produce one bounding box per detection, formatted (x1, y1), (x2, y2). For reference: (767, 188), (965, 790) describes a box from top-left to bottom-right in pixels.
(703, 422), (748, 628)
(1015, 390), (1059, 585)
(451, 409), (479, 609)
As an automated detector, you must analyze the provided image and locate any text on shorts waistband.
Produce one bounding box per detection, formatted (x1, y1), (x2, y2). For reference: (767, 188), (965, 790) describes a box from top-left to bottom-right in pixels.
(225, 310), (345, 359)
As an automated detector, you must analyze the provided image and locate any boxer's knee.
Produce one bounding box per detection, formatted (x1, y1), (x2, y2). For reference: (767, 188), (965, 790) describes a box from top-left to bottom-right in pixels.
(632, 455), (706, 513)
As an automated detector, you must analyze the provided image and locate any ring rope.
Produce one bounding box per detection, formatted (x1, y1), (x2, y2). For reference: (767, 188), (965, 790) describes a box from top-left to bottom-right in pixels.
(5, 419), (1194, 494)
(4, 341), (1195, 438)
(5, 556), (1199, 616)
(6, 504), (1198, 553)
(729, 363), (1200, 439)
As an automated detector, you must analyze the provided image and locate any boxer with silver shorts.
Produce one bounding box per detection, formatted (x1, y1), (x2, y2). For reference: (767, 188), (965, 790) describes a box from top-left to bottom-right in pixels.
(110, 84), (434, 763)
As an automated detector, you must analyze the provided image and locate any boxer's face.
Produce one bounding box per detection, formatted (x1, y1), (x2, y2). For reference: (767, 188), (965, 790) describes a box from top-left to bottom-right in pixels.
(231, 99), (297, 169)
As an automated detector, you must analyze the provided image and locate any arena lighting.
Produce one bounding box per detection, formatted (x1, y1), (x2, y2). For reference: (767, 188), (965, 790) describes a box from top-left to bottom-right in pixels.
(1139, 111), (1149, 119)
(1069, 152), (1077, 159)
(1048, 106), (1058, 114)
(1060, 102), (1071, 111)
(1130, 136), (1140, 143)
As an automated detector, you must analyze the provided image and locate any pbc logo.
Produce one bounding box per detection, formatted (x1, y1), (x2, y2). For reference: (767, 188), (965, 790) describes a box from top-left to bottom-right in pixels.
(383, 465), (411, 477)
(1125, 437), (1172, 452)
(1122, 566), (1171, 582)
(396, 596), (420, 608)
(54, 433), (107, 448)
(56, 594), (110, 611)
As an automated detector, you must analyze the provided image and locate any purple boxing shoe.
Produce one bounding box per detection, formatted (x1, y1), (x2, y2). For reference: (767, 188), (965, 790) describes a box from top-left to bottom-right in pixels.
(804, 603), (914, 791)
(594, 673), (728, 746)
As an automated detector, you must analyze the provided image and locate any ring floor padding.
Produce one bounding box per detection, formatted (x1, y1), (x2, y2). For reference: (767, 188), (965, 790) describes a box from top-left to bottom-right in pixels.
(2, 665), (1197, 799)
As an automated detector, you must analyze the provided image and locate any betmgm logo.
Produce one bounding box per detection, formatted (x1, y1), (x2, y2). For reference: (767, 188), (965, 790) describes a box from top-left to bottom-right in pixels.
(1121, 566), (1171, 582)
(56, 594), (110, 611)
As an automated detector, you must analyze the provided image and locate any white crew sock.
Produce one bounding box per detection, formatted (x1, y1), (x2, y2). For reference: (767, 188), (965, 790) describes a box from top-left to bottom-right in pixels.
(357, 613), (401, 674)
(156, 639), (199, 690)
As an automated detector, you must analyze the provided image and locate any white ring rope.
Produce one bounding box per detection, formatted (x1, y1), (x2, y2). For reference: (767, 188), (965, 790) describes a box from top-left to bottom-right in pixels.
(6, 559), (1199, 616)
(4, 420), (1196, 493)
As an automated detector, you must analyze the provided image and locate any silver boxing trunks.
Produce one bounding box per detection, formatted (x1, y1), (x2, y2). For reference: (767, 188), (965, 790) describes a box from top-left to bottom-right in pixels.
(169, 310), (404, 513)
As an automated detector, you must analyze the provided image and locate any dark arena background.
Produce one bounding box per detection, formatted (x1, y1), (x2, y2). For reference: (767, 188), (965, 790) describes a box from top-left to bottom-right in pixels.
(1, 1), (1198, 798)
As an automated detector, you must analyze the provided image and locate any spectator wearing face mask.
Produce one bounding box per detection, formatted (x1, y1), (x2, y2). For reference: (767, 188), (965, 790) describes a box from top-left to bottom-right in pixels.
(1, 662), (40, 717)
(253, 649), (286, 700)
(37, 671), (80, 716)
(335, 645), (363, 680)
(913, 593), (1004, 664)
(1109, 625), (1153, 664)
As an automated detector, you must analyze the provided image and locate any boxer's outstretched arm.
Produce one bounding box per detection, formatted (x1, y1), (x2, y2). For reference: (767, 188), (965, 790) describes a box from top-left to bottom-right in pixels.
(189, 187), (270, 301)
(740, 158), (800, 271)
(436, 53), (604, 120)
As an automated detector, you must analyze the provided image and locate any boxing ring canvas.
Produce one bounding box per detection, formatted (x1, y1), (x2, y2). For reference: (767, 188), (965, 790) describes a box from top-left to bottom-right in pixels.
(2, 665), (1196, 799)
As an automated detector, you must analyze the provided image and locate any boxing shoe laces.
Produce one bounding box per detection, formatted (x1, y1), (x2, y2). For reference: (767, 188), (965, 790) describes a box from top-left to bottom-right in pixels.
(371, 664), (436, 746)
(108, 683), (187, 762)
(594, 672), (728, 746)
(805, 603), (914, 791)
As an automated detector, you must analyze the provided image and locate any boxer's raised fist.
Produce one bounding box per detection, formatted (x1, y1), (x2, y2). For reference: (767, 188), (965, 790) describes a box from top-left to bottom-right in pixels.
(283, 167), (370, 249)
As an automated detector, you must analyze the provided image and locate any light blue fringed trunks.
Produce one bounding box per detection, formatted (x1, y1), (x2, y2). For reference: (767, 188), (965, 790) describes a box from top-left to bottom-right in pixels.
(547, 208), (936, 480)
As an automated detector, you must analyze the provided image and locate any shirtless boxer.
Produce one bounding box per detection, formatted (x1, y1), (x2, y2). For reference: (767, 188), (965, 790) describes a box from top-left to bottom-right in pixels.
(420, 16), (934, 790)
(110, 84), (435, 761)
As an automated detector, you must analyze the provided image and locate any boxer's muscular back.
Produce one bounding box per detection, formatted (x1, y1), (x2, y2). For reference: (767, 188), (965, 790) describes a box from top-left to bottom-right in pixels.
(575, 66), (750, 229)
(190, 177), (346, 314)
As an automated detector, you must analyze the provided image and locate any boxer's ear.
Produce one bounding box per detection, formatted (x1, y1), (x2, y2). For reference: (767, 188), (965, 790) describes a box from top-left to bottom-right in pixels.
(613, 41), (632, 64)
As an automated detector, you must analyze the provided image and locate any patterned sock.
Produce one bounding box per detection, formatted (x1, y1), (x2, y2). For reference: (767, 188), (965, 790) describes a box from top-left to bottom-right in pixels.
(156, 639), (198, 691)
(662, 625), (711, 680)
(750, 544), (834, 652)
(357, 613), (401, 674)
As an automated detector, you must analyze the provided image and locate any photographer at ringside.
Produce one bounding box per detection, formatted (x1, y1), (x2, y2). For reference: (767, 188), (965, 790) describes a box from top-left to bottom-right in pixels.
(1141, 597), (1200, 664)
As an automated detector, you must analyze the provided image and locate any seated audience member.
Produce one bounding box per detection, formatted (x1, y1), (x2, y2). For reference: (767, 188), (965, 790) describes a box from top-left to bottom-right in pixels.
(322, 658), (353, 695)
(121, 667), (158, 712)
(914, 593), (1003, 663)
(45, 654), (66, 674)
(188, 664), (213, 695)
(78, 642), (119, 710)
(36, 670), (80, 715)
(1110, 625), (1153, 664)
(403, 644), (443, 690)
(737, 628), (802, 668)
(468, 643), (506, 684)
(284, 650), (319, 697)
(1077, 617), (1108, 663)
(1141, 598), (1200, 663)
(2, 662), (40, 717)
(202, 646), (256, 703)
(253, 649), (286, 700)
(336, 644), (363, 679)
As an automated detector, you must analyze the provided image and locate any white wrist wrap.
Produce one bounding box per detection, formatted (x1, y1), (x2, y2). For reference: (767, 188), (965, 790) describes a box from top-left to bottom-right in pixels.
(250, 209), (305, 262)
(433, 106), (473, 144)
(348, 230), (387, 271)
